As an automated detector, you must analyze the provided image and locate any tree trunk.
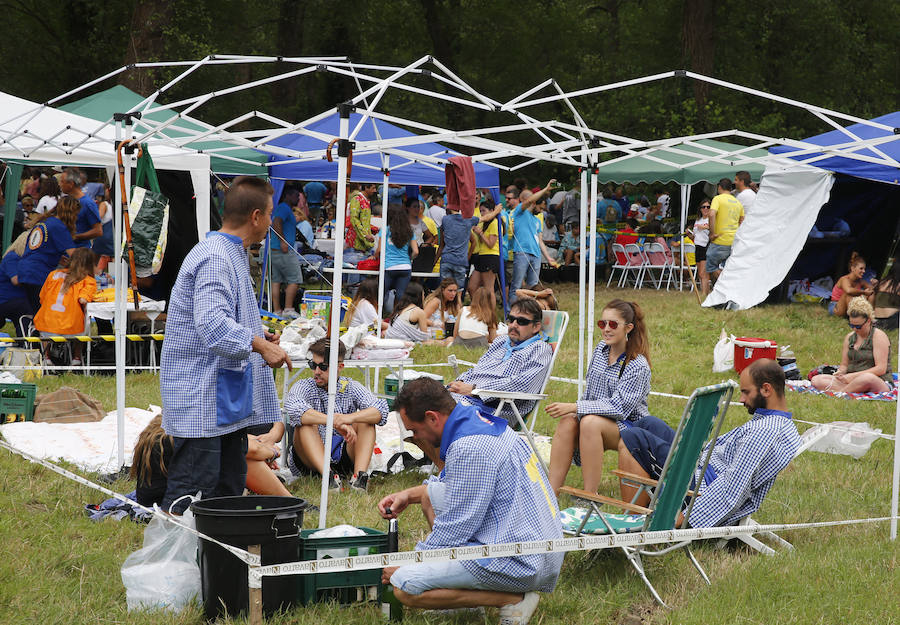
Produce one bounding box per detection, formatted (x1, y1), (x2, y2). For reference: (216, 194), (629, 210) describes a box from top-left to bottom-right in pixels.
(119, 1), (173, 96)
(681, 0), (714, 115)
(270, 0), (307, 111)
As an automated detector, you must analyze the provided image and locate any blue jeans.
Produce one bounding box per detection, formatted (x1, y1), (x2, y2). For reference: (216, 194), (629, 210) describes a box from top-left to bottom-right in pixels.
(510, 252), (540, 302)
(440, 263), (468, 288)
(384, 268), (411, 314)
(705, 243), (732, 273)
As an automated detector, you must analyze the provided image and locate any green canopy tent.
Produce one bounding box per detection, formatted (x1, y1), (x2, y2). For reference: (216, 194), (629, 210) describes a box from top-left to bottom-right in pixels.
(594, 138), (768, 289)
(59, 85), (268, 176)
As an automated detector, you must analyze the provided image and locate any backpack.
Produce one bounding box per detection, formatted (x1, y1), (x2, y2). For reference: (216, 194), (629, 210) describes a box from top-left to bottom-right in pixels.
(604, 202), (618, 224)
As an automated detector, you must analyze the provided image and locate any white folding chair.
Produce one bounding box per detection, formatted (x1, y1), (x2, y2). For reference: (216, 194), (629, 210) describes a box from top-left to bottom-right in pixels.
(643, 242), (672, 290)
(623, 243), (648, 288)
(469, 310), (568, 476)
(607, 243), (630, 288)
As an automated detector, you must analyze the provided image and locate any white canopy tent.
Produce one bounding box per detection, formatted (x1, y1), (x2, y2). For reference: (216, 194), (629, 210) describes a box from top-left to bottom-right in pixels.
(43, 56), (898, 539)
(0, 91), (212, 473)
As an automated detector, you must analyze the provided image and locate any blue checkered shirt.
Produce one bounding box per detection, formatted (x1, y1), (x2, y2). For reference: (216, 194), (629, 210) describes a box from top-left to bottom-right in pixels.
(689, 409), (800, 528)
(284, 376), (389, 433)
(161, 232), (279, 438)
(419, 425), (564, 592)
(577, 342), (651, 426)
(455, 335), (552, 419)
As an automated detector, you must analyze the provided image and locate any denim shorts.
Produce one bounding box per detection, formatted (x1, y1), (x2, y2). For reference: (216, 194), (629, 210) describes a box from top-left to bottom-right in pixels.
(269, 249), (302, 284)
(440, 263), (468, 288)
(705, 243), (732, 273)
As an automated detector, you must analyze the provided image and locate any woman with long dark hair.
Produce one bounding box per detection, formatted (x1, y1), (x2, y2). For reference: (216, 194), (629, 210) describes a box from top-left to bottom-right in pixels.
(546, 299), (652, 495)
(385, 282), (430, 342)
(382, 205), (418, 314)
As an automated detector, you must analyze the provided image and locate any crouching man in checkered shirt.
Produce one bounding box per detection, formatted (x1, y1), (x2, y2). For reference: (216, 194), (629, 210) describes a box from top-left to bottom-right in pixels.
(617, 359), (801, 528)
(378, 378), (563, 625)
(160, 176), (291, 514)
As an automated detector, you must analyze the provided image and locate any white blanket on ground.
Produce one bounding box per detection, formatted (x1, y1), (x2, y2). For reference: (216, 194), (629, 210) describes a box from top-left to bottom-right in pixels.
(0, 406), (159, 473)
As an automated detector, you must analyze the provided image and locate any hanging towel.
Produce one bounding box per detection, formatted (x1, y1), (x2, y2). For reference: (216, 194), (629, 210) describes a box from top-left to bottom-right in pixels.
(445, 156), (476, 219)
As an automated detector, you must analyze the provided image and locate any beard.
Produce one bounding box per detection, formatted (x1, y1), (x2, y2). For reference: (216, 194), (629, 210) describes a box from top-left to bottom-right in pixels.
(745, 392), (766, 415)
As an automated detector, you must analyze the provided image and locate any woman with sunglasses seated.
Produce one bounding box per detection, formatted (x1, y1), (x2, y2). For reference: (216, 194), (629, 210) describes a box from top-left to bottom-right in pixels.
(811, 297), (893, 394)
(546, 299), (652, 495)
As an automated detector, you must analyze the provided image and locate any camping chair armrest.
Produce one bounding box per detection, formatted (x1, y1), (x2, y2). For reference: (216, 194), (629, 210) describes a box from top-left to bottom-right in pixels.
(470, 389), (546, 401)
(559, 486), (652, 515)
(611, 469), (659, 488)
(611, 470), (698, 498)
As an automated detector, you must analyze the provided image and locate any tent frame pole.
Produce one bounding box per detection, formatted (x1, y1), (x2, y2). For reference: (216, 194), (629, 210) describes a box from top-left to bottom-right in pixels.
(319, 103), (352, 528)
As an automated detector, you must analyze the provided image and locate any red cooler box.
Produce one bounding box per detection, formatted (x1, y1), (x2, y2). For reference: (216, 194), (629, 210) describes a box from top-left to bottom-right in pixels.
(733, 337), (777, 373)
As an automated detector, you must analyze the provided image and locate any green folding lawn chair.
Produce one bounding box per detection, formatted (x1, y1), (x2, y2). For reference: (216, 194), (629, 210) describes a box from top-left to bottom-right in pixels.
(559, 380), (738, 607)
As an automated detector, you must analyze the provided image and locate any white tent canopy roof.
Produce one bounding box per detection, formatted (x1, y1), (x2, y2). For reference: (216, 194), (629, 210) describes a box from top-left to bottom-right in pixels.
(0, 91), (210, 172)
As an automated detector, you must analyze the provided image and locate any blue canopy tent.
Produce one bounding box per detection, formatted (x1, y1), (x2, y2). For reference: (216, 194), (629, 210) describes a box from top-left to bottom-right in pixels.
(706, 112), (900, 311)
(770, 110), (900, 185)
(255, 111), (506, 317)
(770, 111), (900, 282)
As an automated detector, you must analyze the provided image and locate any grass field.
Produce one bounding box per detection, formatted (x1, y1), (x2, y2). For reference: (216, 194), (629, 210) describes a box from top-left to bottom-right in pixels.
(1, 284), (899, 624)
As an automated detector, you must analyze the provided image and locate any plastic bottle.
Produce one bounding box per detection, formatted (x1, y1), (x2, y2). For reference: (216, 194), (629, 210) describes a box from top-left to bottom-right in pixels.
(380, 518), (402, 621)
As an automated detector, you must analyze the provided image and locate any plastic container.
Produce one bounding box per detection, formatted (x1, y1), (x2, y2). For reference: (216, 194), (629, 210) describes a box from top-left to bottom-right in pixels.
(298, 527), (387, 605)
(0, 382), (36, 422)
(733, 337), (777, 373)
(384, 370), (444, 409)
(190, 495), (306, 620)
(302, 291), (351, 322)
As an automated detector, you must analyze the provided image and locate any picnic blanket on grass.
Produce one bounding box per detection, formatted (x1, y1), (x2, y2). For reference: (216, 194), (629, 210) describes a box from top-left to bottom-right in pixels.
(787, 373), (898, 401)
(0, 406), (159, 473)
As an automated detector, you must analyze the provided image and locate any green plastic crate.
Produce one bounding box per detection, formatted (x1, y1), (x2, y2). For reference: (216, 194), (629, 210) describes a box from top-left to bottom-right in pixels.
(298, 527), (387, 605)
(384, 372), (444, 410)
(0, 383), (36, 422)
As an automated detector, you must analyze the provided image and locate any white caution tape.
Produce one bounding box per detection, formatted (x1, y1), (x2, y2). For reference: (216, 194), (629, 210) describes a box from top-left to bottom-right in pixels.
(0, 440), (260, 566)
(3, 438), (896, 585)
(250, 515), (897, 583)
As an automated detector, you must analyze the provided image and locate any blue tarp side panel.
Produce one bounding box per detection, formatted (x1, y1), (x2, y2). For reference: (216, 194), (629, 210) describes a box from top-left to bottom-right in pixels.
(260, 112), (500, 188)
(771, 111), (900, 186)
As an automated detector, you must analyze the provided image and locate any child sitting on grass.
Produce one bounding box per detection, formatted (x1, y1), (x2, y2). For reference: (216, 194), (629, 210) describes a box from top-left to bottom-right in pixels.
(33, 247), (96, 367)
(131, 416), (289, 509)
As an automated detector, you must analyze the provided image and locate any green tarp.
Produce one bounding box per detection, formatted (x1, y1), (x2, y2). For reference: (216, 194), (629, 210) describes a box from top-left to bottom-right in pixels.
(595, 138), (767, 185)
(59, 85), (267, 176)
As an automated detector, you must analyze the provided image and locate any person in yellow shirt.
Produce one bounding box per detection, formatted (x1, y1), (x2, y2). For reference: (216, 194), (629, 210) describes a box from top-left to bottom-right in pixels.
(469, 200), (502, 300)
(34, 247), (97, 367)
(706, 178), (745, 278)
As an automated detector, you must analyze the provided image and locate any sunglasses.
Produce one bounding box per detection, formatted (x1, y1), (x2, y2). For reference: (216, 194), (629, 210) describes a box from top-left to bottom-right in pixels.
(507, 314), (539, 326)
(699, 204), (710, 209)
(307, 359), (336, 371)
(848, 319), (868, 330)
(597, 319), (622, 330)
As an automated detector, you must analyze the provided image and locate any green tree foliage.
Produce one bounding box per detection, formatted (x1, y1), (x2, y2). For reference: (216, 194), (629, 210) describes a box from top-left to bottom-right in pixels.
(0, 0), (897, 181)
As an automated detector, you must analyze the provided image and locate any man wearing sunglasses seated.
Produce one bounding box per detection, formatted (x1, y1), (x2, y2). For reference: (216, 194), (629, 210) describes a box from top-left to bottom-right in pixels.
(446, 297), (551, 424)
(284, 337), (389, 492)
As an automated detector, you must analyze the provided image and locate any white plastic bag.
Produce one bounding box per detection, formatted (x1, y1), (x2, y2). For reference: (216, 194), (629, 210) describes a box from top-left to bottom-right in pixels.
(121, 509), (201, 612)
(309, 524), (369, 559)
(800, 421), (883, 459)
(712, 328), (735, 372)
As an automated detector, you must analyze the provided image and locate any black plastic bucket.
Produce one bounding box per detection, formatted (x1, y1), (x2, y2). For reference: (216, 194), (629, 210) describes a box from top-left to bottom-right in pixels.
(191, 495), (306, 620)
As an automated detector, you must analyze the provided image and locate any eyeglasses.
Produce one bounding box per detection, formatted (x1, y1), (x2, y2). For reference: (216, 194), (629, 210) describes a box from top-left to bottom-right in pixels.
(507, 314), (539, 326)
(307, 359), (334, 371)
(505, 196), (515, 200)
(848, 319), (869, 330)
(597, 319), (621, 330)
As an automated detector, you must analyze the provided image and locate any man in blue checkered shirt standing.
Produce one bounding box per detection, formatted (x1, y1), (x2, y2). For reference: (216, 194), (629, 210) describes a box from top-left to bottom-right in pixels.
(160, 176), (291, 514)
(617, 359), (800, 528)
(378, 378), (563, 625)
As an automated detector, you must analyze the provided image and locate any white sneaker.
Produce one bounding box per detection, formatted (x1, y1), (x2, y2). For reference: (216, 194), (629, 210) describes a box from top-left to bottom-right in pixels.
(499, 592), (540, 625)
(282, 308), (300, 319)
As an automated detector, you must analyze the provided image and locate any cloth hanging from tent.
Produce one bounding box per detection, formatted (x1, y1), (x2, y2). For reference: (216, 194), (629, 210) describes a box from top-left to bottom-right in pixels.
(129, 146), (170, 276)
(445, 156), (476, 219)
(703, 162), (834, 310)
